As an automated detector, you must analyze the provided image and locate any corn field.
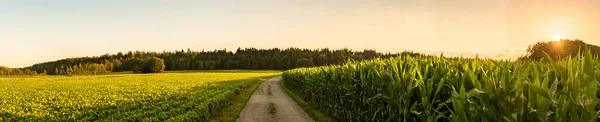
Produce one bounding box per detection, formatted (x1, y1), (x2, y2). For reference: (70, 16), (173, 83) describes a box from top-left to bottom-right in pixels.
(282, 50), (600, 121)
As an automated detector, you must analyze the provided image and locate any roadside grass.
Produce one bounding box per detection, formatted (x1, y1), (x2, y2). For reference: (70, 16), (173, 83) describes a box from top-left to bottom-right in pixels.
(209, 75), (280, 122)
(269, 103), (277, 114)
(268, 85), (273, 96)
(280, 79), (334, 122)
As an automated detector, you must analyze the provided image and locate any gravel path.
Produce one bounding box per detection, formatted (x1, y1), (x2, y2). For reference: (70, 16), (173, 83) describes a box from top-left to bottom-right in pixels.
(238, 77), (314, 122)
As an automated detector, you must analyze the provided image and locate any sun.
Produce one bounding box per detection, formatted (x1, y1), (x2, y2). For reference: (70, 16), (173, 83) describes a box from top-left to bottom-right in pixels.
(552, 34), (563, 41)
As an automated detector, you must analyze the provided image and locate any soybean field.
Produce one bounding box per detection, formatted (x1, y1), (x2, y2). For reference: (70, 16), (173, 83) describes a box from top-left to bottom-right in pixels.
(0, 71), (279, 121)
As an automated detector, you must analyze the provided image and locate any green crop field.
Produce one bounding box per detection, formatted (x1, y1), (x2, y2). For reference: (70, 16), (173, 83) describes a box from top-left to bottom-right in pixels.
(0, 71), (279, 121)
(283, 51), (600, 121)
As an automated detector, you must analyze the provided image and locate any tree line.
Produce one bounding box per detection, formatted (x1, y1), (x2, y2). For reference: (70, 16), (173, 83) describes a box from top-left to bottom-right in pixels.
(0, 66), (41, 75)
(12, 48), (420, 75)
(43, 56), (166, 75)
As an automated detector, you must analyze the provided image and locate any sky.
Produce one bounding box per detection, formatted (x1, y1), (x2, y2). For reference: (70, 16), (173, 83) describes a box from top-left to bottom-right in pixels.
(1, 0), (600, 68)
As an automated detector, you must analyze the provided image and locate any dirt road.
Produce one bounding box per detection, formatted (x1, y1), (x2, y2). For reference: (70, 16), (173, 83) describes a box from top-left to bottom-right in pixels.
(238, 77), (314, 122)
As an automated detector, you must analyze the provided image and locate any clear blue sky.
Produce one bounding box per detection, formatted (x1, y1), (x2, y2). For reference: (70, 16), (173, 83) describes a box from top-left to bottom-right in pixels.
(1, 0), (600, 67)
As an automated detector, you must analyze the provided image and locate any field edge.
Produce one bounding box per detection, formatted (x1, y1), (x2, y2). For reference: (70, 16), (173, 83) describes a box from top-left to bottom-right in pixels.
(280, 78), (334, 122)
(209, 74), (280, 122)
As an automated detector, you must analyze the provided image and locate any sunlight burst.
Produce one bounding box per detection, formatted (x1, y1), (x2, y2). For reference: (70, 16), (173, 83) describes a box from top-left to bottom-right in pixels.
(553, 34), (563, 41)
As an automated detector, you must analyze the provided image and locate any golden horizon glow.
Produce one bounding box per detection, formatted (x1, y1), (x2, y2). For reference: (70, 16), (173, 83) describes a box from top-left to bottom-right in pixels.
(1, 0), (600, 68)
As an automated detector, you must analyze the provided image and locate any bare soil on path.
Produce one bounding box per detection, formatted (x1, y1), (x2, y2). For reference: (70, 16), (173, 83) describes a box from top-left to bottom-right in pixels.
(238, 77), (314, 122)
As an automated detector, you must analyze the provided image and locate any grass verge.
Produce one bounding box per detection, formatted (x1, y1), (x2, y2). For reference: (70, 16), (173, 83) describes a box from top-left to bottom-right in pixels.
(269, 103), (277, 114)
(209, 75), (279, 122)
(280, 79), (334, 122)
(268, 85), (273, 96)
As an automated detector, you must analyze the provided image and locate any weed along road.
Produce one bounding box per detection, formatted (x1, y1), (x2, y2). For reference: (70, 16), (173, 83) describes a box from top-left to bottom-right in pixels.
(238, 77), (314, 122)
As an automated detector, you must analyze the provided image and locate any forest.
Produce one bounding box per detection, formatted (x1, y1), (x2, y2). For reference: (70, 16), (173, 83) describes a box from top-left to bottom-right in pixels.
(5, 48), (419, 75)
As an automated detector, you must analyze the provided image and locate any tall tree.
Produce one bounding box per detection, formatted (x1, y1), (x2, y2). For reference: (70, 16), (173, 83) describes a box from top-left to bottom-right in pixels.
(142, 57), (166, 73)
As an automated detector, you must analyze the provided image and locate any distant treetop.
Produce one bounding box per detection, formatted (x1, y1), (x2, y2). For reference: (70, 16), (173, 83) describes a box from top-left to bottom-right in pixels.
(520, 39), (600, 61)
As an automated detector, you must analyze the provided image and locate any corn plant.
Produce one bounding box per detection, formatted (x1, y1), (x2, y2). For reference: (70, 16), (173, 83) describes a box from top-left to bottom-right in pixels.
(283, 49), (600, 122)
